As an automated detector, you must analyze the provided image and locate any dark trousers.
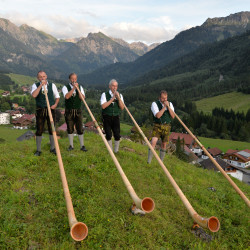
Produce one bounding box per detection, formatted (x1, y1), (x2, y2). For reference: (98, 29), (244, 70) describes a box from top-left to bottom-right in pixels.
(102, 114), (120, 141)
(35, 107), (56, 136)
(65, 109), (83, 135)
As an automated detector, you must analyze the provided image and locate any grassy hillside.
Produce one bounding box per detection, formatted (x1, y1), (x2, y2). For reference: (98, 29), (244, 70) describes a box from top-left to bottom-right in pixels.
(195, 92), (250, 114)
(6, 73), (65, 88)
(199, 136), (250, 152)
(7, 73), (37, 86)
(0, 126), (249, 249)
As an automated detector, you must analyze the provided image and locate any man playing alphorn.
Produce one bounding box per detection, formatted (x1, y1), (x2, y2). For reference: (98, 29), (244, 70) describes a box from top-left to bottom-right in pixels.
(100, 79), (124, 153)
(148, 90), (175, 163)
(31, 71), (60, 156)
(62, 73), (87, 152)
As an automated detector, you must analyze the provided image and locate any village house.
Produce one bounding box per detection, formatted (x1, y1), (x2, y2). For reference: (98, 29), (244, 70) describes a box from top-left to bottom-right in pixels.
(1, 91), (10, 97)
(223, 149), (250, 169)
(21, 86), (30, 93)
(12, 114), (35, 129)
(169, 132), (198, 149)
(200, 156), (250, 185)
(201, 147), (223, 160)
(0, 112), (10, 124)
(9, 110), (23, 120)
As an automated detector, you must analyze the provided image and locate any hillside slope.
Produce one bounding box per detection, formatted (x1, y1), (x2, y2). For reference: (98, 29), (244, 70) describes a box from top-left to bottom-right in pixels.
(122, 30), (250, 108)
(0, 127), (249, 249)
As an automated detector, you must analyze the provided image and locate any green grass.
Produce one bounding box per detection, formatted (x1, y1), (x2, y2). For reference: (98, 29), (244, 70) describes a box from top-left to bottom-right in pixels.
(0, 126), (249, 249)
(7, 73), (37, 86)
(199, 137), (250, 153)
(0, 126), (28, 142)
(120, 123), (132, 136)
(195, 92), (250, 114)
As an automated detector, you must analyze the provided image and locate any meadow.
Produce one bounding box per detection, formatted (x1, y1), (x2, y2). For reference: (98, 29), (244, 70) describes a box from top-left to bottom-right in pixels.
(199, 136), (250, 152)
(0, 126), (249, 249)
(195, 92), (250, 114)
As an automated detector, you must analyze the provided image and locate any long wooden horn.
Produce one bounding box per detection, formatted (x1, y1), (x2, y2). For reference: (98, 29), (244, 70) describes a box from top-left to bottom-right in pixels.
(117, 96), (220, 232)
(75, 85), (155, 213)
(43, 84), (88, 241)
(170, 108), (250, 208)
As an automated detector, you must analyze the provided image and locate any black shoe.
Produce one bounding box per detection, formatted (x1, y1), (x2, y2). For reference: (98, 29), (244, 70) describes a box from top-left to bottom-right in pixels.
(67, 145), (74, 151)
(50, 148), (56, 155)
(80, 146), (88, 152)
(34, 151), (41, 156)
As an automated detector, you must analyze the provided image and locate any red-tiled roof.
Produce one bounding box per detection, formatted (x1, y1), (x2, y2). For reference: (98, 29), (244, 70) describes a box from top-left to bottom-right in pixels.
(22, 114), (35, 120)
(58, 123), (67, 131)
(225, 149), (238, 154)
(12, 114), (35, 124)
(207, 147), (222, 156)
(169, 132), (194, 145)
(85, 121), (95, 127)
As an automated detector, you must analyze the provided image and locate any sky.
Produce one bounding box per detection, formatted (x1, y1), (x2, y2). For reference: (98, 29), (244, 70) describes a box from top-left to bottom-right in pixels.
(0, 0), (249, 44)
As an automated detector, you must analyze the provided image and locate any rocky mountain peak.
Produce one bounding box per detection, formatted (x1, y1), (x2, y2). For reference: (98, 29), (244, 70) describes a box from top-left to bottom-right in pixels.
(203, 11), (250, 27)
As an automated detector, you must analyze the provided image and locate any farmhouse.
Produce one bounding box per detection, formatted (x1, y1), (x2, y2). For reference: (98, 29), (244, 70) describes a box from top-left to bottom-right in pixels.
(12, 114), (35, 129)
(9, 110), (22, 120)
(207, 147), (222, 157)
(21, 86), (30, 93)
(200, 156), (250, 185)
(169, 132), (198, 149)
(1, 91), (10, 97)
(223, 149), (250, 169)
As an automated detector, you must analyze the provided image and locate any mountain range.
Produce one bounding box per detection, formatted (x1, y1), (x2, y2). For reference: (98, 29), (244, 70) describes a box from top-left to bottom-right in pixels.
(0, 18), (157, 77)
(79, 11), (250, 85)
(0, 11), (249, 85)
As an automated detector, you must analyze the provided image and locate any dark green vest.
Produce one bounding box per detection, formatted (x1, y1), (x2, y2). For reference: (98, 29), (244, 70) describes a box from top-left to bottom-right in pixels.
(65, 84), (82, 109)
(153, 100), (172, 124)
(102, 91), (121, 116)
(35, 82), (55, 108)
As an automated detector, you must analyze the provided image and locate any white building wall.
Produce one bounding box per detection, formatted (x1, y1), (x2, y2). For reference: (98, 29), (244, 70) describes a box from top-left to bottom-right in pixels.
(0, 113), (10, 124)
(224, 159), (247, 168)
(227, 171), (243, 182)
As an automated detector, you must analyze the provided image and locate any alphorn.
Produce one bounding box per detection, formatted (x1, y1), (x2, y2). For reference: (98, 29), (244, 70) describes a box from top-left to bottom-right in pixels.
(117, 96), (220, 232)
(170, 108), (250, 208)
(43, 84), (88, 241)
(75, 84), (155, 213)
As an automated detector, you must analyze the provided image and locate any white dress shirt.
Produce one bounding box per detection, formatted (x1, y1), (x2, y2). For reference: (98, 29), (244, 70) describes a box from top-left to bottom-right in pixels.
(151, 101), (174, 117)
(30, 82), (60, 99)
(100, 90), (124, 105)
(62, 83), (85, 98)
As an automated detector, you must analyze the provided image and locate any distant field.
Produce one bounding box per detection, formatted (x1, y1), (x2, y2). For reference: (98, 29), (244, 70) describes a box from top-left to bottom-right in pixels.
(6, 73), (63, 87)
(7, 73), (37, 86)
(199, 136), (250, 152)
(195, 92), (250, 114)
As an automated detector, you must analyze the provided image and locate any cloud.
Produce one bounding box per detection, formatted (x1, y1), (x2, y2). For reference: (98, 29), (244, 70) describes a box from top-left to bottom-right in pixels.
(0, 12), (98, 38)
(101, 16), (183, 44)
(0, 11), (190, 44)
